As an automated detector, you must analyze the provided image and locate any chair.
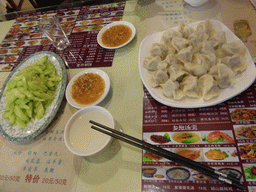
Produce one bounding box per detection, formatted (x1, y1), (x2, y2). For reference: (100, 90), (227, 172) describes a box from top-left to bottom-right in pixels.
(7, 0), (38, 12)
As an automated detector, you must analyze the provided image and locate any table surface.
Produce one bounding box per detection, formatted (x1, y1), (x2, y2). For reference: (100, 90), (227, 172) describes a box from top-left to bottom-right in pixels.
(0, 0), (255, 191)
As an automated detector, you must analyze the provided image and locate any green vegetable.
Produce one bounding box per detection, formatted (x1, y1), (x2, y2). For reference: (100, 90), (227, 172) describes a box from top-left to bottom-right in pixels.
(163, 133), (170, 141)
(143, 156), (154, 162)
(182, 137), (198, 144)
(3, 55), (62, 128)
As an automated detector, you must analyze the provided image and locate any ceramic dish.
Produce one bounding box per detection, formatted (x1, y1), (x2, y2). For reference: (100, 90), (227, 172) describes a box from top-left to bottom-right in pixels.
(0, 51), (67, 143)
(64, 106), (114, 156)
(97, 21), (136, 49)
(65, 68), (110, 109)
(166, 167), (190, 180)
(138, 20), (256, 108)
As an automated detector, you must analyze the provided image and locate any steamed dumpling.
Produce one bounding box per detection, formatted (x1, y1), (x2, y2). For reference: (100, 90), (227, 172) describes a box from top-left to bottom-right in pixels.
(221, 54), (247, 74)
(198, 74), (220, 100)
(209, 63), (235, 88)
(171, 37), (190, 52)
(143, 56), (161, 71)
(150, 43), (169, 60)
(177, 45), (194, 64)
(161, 79), (185, 100)
(180, 75), (200, 98)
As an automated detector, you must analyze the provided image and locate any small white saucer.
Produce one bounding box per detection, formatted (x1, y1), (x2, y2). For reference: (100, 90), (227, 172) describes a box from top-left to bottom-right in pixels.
(97, 21), (136, 49)
(65, 69), (110, 109)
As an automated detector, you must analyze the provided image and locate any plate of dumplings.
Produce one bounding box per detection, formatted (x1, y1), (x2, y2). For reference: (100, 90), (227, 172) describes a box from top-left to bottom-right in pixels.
(139, 19), (256, 108)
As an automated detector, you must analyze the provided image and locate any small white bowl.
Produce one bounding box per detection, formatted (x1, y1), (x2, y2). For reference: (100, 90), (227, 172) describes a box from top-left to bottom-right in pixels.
(64, 106), (115, 156)
(65, 68), (110, 109)
(97, 21), (136, 49)
(184, 0), (209, 7)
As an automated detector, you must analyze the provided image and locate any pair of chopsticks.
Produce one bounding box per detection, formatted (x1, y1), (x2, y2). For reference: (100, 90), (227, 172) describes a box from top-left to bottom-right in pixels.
(90, 120), (245, 190)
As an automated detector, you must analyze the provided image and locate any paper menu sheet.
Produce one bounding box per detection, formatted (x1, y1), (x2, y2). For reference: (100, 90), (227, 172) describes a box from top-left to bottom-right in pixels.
(0, 101), (82, 192)
(220, 0), (256, 57)
(0, 1), (126, 71)
(141, 81), (256, 192)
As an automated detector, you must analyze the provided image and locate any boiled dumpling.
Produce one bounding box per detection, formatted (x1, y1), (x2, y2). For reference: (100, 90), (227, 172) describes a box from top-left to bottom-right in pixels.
(221, 54), (247, 74)
(161, 29), (182, 45)
(177, 45), (194, 64)
(199, 52), (217, 70)
(150, 63), (169, 87)
(150, 43), (169, 60)
(196, 19), (213, 37)
(216, 41), (246, 58)
(184, 53), (208, 77)
(171, 37), (190, 52)
(209, 63), (235, 88)
(198, 74), (220, 100)
(210, 31), (226, 48)
(188, 32), (209, 52)
(180, 75), (200, 98)
(179, 22), (195, 39)
(161, 79), (185, 100)
(201, 40), (215, 54)
(168, 64), (189, 82)
(143, 55), (161, 71)
(163, 53), (178, 66)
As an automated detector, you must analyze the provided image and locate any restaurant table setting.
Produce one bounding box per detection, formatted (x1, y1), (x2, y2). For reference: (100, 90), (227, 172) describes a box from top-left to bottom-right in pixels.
(0, 0), (256, 192)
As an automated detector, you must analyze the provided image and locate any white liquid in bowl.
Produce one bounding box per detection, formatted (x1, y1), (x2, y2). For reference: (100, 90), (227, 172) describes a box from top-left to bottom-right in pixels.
(68, 111), (113, 155)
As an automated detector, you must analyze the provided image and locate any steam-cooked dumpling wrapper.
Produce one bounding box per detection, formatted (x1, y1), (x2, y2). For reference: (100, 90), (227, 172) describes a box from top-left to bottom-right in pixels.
(179, 22), (195, 39)
(221, 54), (247, 74)
(209, 63), (235, 88)
(143, 55), (161, 71)
(163, 53), (178, 66)
(210, 31), (226, 48)
(188, 32), (209, 52)
(171, 37), (190, 52)
(196, 19), (213, 37)
(161, 79), (185, 100)
(161, 29), (182, 45)
(150, 63), (169, 87)
(177, 45), (194, 64)
(216, 41), (246, 58)
(168, 64), (189, 82)
(198, 74), (220, 100)
(150, 43), (169, 60)
(201, 41), (215, 54)
(180, 75), (200, 98)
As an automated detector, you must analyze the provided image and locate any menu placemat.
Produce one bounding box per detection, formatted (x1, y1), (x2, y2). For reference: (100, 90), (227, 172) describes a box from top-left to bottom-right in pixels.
(0, 1), (126, 71)
(0, 101), (81, 192)
(141, 80), (256, 192)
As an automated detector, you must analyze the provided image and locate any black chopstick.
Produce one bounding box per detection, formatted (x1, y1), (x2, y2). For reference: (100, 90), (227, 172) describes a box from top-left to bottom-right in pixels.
(90, 120), (245, 190)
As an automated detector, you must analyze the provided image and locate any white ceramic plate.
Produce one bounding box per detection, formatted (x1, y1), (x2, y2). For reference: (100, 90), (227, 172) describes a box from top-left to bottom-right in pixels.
(138, 20), (256, 108)
(97, 21), (136, 49)
(0, 51), (67, 143)
(64, 106), (114, 156)
(65, 68), (110, 109)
